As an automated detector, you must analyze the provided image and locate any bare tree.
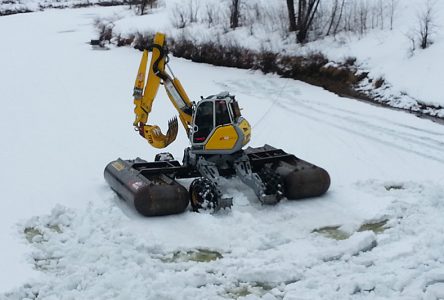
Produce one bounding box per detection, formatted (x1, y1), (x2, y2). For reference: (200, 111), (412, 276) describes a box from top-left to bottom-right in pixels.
(170, 3), (188, 28)
(378, 0), (384, 30)
(284, 0), (323, 43)
(358, 1), (369, 35)
(418, 0), (436, 49)
(332, 0), (345, 35)
(326, 0), (339, 36)
(406, 0), (436, 54)
(170, 0), (200, 29)
(188, 0), (199, 24)
(205, 3), (216, 26)
(286, 0), (297, 32)
(230, 0), (241, 29)
(296, 0), (321, 43)
(297, 0), (305, 29)
(138, 0), (157, 16)
(389, 0), (399, 30)
(313, 2), (327, 39)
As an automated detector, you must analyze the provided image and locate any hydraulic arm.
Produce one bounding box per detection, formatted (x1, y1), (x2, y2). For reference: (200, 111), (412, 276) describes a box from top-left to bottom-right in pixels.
(133, 33), (193, 148)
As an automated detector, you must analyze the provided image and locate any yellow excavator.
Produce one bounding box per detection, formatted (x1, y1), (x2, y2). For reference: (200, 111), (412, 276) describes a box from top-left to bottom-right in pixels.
(104, 32), (330, 216)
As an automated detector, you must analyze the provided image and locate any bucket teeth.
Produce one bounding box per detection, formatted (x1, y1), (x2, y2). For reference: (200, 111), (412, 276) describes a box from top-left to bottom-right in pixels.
(166, 116), (178, 145)
(147, 116), (178, 147)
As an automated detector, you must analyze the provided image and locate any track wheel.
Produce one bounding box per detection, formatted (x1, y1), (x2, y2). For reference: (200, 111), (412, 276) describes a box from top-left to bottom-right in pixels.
(189, 178), (219, 212)
(258, 167), (284, 201)
(154, 152), (174, 162)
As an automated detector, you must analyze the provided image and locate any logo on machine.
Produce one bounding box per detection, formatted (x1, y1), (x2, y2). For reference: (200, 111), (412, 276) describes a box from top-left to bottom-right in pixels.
(111, 161), (125, 171)
(219, 136), (234, 141)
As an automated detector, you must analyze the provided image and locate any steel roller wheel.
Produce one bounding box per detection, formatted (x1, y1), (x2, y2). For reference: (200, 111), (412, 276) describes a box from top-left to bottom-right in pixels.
(258, 167), (284, 201)
(189, 178), (219, 212)
(154, 152), (174, 162)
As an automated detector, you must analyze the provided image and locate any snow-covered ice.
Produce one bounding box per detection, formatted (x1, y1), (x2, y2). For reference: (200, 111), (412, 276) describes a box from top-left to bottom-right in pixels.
(1, 6), (444, 299)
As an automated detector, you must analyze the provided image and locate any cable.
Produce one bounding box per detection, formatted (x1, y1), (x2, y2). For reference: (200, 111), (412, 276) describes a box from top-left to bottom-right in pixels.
(252, 77), (290, 129)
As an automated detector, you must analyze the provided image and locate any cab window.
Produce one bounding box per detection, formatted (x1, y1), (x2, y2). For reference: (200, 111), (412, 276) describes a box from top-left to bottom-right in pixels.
(193, 101), (214, 143)
(215, 100), (232, 126)
(230, 101), (241, 122)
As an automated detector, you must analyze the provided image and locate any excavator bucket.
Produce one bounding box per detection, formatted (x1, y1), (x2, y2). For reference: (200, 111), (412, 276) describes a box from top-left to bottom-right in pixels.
(139, 117), (178, 149)
(132, 33), (183, 149)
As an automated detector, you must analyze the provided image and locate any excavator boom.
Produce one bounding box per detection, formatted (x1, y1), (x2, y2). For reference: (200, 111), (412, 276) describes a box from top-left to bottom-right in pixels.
(133, 33), (193, 148)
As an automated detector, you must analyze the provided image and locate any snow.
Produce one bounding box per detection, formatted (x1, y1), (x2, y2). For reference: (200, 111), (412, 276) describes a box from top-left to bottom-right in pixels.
(309, 7), (444, 112)
(96, 0), (444, 114)
(4, 181), (444, 299)
(0, 0), (126, 15)
(1, 6), (444, 300)
(322, 0), (444, 108)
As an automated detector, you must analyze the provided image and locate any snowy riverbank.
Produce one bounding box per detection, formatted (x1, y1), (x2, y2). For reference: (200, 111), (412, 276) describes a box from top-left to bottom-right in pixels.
(1, 6), (444, 299)
(92, 0), (444, 119)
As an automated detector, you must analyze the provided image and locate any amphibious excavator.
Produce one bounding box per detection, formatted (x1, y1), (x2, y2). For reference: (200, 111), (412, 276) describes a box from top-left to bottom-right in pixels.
(104, 32), (330, 216)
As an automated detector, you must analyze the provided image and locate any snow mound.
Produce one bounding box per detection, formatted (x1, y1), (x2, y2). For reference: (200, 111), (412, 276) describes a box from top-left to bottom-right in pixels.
(2, 181), (444, 299)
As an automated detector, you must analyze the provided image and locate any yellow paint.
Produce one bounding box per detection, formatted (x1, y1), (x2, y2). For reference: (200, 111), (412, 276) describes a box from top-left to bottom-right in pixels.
(132, 34), (165, 128)
(131, 33), (252, 152)
(132, 32), (196, 149)
(141, 33), (165, 114)
(205, 125), (238, 150)
(140, 124), (177, 149)
(133, 50), (149, 125)
(239, 119), (251, 146)
(134, 50), (148, 94)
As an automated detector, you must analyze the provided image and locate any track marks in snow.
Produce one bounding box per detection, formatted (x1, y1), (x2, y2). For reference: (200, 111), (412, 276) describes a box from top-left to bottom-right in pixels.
(222, 78), (444, 165)
(281, 101), (444, 164)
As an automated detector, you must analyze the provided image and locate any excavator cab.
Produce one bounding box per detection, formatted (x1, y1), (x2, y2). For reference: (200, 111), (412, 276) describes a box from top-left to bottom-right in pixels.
(190, 92), (251, 155)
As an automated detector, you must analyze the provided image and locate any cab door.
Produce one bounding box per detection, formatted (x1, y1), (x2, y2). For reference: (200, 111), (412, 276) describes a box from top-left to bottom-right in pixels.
(204, 100), (239, 151)
(192, 101), (214, 144)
